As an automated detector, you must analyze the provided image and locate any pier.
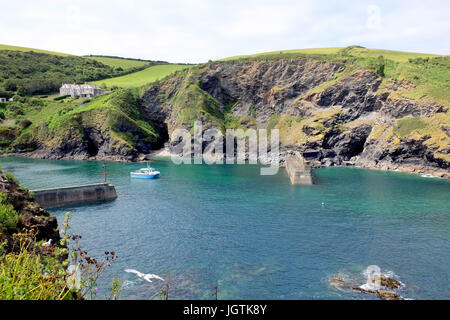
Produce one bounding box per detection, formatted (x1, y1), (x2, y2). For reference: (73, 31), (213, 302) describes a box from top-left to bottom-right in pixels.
(31, 183), (117, 209)
(285, 152), (315, 185)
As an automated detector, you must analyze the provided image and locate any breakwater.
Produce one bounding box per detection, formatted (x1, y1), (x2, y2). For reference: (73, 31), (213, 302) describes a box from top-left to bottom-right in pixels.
(31, 183), (117, 208)
(285, 153), (315, 185)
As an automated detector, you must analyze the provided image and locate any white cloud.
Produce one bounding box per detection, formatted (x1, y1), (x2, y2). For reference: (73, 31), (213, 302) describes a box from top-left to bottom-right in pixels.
(218, 6), (299, 38)
(0, 0), (448, 63)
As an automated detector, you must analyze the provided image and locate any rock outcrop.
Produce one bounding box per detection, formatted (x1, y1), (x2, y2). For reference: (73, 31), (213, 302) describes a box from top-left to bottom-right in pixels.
(5, 56), (449, 178)
(0, 171), (60, 253)
(142, 58), (449, 178)
(330, 275), (404, 300)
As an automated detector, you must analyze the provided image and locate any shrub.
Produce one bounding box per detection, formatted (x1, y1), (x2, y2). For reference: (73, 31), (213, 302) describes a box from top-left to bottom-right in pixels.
(53, 94), (71, 101)
(0, 193), (18, 232)
(5, 172), (18, 184)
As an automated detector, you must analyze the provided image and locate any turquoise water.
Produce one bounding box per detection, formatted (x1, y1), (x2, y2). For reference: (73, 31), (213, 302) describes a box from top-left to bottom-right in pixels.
(1, 157), (449, 300)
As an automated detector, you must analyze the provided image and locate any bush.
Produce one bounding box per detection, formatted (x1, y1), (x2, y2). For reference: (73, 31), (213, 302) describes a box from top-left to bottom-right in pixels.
(0, 236), (71, 300)
(0, 193), (19, 232)
(53, 94), (71, 101)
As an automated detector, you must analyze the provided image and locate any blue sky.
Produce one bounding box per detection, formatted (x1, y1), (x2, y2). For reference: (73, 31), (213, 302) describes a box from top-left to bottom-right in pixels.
(1, 0), (449, 63)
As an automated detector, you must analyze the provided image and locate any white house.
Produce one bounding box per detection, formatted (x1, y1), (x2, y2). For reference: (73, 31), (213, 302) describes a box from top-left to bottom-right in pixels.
(0, 97), (7, 102)
(60, 83), (102, 98)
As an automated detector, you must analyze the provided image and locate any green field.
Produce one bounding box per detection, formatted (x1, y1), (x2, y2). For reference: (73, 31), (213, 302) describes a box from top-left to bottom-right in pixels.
(0, 44), (72, 56)
(220, 47), (441, 63)
(219, 47), (342, 61)
(91, 64), (191, 88)
(86, 56), (150, 70)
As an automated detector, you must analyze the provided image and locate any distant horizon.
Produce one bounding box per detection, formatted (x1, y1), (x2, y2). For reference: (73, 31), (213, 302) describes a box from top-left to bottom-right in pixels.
(0, 43), (446, 64)
(1, 0), (449, 63)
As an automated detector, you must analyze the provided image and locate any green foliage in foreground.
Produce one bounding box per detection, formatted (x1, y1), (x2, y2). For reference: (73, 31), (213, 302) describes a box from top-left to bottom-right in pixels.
(0, 193), (19, 232)
(0, 238), (71, 300)
(0, 211), (120, 300)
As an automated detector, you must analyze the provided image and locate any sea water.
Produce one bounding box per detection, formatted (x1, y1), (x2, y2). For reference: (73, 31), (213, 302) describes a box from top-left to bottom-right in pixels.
(1, 157), (449, 299)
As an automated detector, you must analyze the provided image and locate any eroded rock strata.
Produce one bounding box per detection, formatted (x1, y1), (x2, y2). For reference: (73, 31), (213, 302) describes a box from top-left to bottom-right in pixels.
(7, 58), (449, 178)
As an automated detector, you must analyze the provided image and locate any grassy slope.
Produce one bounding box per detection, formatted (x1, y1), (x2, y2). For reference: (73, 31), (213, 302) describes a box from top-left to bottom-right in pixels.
(91, 64), (191, 88)
(0, 44), (448, 162)
(0, 44), (72, 56)
(86, 56), (150, 70)
(0, 89), (160, 153)
(220, 46), (441, 63)
(219, 47), (342, 61)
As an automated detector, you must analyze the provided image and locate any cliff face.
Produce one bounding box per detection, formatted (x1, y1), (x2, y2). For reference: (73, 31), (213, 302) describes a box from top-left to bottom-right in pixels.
(4, 54), (449, 178)
(0, 171), (60, 252)
(5, 89), (167, 162)
(142, 58), (449, 177)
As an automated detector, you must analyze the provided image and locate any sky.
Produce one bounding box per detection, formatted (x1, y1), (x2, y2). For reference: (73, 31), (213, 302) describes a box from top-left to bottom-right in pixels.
(0, 0), (449, 63)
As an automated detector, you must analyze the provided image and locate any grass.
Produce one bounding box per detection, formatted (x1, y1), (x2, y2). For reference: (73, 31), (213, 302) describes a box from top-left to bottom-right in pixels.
(219, 46), (441, 63)
(0, 240), (70, 300)
(340, 46), (440, 63)
(394, 114), (450, 157)
(219, 47), (342, 61)
(394, 117), (429, 137)
(91, 64), (191, 88)
(0, 44), (72, 56)
(0, 88), (161, 153)
(86, 56), (150, 70)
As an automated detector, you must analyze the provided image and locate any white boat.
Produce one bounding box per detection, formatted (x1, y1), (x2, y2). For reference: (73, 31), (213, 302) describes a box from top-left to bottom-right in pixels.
(130, 163), (160, 179)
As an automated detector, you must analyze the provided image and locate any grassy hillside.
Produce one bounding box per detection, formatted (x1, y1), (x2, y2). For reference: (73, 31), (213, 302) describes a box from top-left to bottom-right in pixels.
(220, 47), (342, 61)
(0, 44), (71, 56)
(91, 64), (191, 88)
(220, 46), (441, 63)
(0, 89), (162, 155)
(0, 50), (131, 96)
(86, 56), (151, 70)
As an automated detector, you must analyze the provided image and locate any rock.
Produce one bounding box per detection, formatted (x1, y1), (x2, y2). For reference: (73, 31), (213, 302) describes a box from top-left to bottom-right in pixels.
(376, 290), (403, 300)
(330, 272), (405, 300)
(5, 57), (449, 175)
(378, 275), (402, 290)
(330, 277), (345, 284)
(0, 172), (61, 249)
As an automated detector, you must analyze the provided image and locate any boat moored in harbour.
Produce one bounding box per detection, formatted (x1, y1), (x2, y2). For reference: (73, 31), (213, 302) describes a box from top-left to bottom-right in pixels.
(130, 163), (160, 179)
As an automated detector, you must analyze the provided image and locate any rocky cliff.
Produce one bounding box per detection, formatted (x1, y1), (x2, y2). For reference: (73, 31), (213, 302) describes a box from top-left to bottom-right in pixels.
(142, 56), (449, 177)
(0, 171), (60, 253)
(3, 48), (449, 178)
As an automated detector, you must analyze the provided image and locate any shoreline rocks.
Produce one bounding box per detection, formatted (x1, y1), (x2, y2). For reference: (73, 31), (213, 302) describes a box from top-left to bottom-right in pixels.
(330, 274), (405, 300)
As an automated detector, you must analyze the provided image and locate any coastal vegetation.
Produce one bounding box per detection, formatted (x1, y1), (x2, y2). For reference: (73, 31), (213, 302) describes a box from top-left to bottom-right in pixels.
(0, 44), (448, 176)
(0, 170), (118, 300)
(91, 64), (192, 88)
(0, 88), (164, 159)
(0, 45), (186, 96)
(0, 44), (72, 56)
(85, 56), (152, 70)
(0, 50), (121, 96)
